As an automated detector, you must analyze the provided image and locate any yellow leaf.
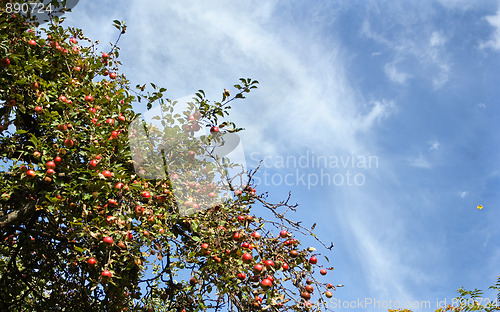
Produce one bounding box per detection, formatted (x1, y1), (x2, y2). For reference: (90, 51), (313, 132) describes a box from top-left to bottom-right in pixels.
(477, 205), (483, 210)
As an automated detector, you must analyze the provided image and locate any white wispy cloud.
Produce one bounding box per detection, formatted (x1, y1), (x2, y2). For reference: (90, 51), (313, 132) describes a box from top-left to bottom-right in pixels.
(480, 7), (500, 50)
(360, 11), (452, 89)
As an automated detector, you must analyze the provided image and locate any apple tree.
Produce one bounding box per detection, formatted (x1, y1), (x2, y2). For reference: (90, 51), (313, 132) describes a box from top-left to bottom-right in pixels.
(0, 2), (338, 311)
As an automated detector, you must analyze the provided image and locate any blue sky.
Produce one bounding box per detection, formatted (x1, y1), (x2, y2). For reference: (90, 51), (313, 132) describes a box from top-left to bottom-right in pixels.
(62, 1), (500, 311)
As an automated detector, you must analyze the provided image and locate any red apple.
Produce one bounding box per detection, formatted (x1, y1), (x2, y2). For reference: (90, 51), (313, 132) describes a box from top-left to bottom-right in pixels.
(26, 170), (36, 179)
(34, 106), (43, 114)
(69, 37), (77, 44)
(87, 257), (97, 266)
(301, 291), (311, 300)
(134, 205), (144, 216)
(106, 118), (115, 126)
(102, 170), (112, 178)
(84, 95), (94, 102)
(109, 72), (117, 79)
(101, 270), (112, 279)
(1, 58), (10, 67)
(305, 285), (314, 293)
(282, 263), (289, 270)
(89, 159), (98, 169)
(141, 191), (151, 198)
(210, 126), (219, 133)
(28, 40), (36, 46)
(232, 232), (241, 241)
(289, 250), (298, 258)
(58, 95), (67, 102)
(46, 161), (56, 169)
(103, 236), (113, 246)
(309, 256), (318, 264)
(64, 138), (74, 148)
(264, 260), (274, 268)
(251, 232), (261, 240)
(253, 264), (264, 274)
(260, 278), (272, 289)
(102, 53), (109, 59)
(237, 272), (246, 280)
(320, 269), (327, 275)
(46, 169), (55, 176)
(242, 252), (253, 263)
(325, 291), (333, 298)
(279, 230), (288, 238)
(54, 156), (62, 164)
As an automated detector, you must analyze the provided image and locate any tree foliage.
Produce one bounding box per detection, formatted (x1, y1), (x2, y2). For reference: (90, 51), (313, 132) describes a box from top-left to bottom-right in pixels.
(0, 2), (338, 311)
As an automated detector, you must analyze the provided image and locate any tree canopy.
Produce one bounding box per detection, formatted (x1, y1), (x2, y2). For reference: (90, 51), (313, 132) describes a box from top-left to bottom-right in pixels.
(0, 2), (338, 311)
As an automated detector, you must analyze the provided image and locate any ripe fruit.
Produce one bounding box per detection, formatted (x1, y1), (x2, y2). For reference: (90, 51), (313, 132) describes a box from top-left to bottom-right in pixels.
(232, 232), (241, 241)
(34, 106), (43, 114)
(69, 37), (77, 44)
(109, 72), (117, 79)
(102, 170), (112, 178)
(237, 215), (245, 222)
(210, 126), (219, 133)
(101, 270), (112, 279)
(106, 118), (115, 125)
(305, 285), (314, 293)
(264, 260), (274, 268)
(54, 156), (62, 164)
(301, 291), (311, 300)
(84, 95), (94, 102)
(237, 272), (246, 280)
(242, 252), (253, 263)
(46, 169), (55, 176)
(253, 264), (264, 273)
(89, 159), (98, 169)
(102, 53), (109, 59)
(26, 170), (36, 179)
(87, 258), (97, 266)
(260, 278), (272, 289)
(64, 138), (74, 148)
(309, 256), (318, 264)
(289, 250), (298, 258)
(134, 205), (144, 215)
(189, 277), (197, 285)
(126, 232), (133, 241)
(1, 58), (10, 67)
(28, 40), (37, 46)
(108, 199), (118, 207)
(279, 230), (288, 238)
(325, 291), (333, 298)
(320, 269), (327, 275)
(115, 182), (124, 189)
(201, 243), (209, 249)
(118, 114), (126, 122)
(251, 232), (261, 240)
(208, 192), (216, 197)
(103, 236), (113, 246)
(141, 191), (151, 198)
(33, 151), (41, 158)
(46, 161), (56, 169)
(282, 263), (289, 270)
